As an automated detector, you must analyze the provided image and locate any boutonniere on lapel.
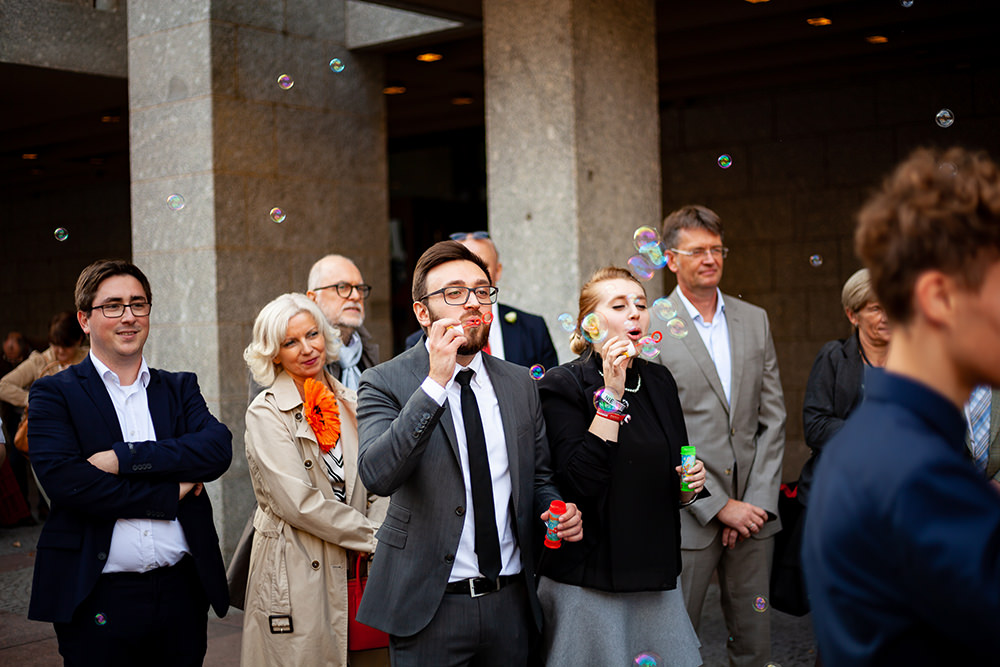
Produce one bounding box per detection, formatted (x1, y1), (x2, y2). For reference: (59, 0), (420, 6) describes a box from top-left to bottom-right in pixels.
(303, 378), (341, 453)
(504, 311), (517, 324)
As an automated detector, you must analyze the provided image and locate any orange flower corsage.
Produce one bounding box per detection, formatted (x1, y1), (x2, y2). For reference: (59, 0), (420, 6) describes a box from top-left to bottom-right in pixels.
(303, 377), (341, 453)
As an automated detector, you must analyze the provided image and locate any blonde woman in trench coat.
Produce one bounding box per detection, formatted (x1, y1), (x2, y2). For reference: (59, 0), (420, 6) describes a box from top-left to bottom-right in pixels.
(242, 293), (388, 667)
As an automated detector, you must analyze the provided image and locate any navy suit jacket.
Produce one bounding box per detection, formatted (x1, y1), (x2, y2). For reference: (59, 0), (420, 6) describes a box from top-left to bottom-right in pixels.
(27, 356), (232, 623)
(404, 303), (558, 370)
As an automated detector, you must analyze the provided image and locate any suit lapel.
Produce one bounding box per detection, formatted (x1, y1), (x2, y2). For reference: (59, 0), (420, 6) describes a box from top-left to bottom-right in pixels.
(670, 287), (729, 415)
(485, 356), (520, 509)
(724, 295), (743, 418)
(77, 356), (125, 442)
(146, 369), (172, 440)
(407, 343), (461, 464)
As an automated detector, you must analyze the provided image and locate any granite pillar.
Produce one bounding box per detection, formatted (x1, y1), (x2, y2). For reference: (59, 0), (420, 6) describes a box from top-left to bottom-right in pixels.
(126, 0), (388, 557)
(483, 0), (661, 364)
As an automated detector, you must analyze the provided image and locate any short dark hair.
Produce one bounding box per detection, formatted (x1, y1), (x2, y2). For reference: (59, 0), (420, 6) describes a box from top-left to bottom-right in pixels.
(856, 146), (1000, 323)
(411, 240), (492, 303)
(48, 312), (85, 347)
(75, 260), (152, 313)
(660, 204), (725, 249)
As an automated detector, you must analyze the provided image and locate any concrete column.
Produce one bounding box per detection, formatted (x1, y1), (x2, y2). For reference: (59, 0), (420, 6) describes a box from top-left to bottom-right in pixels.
(126, 0), (388, 555)
(483, 0), (661, 364)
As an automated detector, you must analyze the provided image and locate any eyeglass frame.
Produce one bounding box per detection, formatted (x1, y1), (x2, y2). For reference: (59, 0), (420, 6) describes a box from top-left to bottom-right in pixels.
(418, 285), (499, 306)
(448, 231), (490, 242)
(86, 301), (152, 318)
(311, 282), (372, 299)
(668, 246), (730, 260)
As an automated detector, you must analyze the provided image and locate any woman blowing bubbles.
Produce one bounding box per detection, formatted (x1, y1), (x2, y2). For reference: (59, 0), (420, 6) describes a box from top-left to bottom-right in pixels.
(242, 293), (387, 667)
(536, 267), (706, 666)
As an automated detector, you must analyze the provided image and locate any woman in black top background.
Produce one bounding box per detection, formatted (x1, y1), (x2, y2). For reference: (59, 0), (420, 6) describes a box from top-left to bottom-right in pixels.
(536, 266), (705, 666)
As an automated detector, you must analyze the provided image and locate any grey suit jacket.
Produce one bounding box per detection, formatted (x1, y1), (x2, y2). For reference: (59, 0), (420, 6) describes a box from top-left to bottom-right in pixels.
(657, 288), (787, 550)
(355, 343), (562, 637)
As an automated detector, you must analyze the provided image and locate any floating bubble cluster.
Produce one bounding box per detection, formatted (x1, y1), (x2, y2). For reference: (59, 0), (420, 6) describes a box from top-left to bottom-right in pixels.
(809, 254), (823, 267)
(935, 108), (954, 128)
(269, 207), (286, 223)
(718, 154), (733, 169)
(529, 364), (545, 380)
(277, 74), (294, 90)
(580, 311), (609, 344)
(166, 194), (185, 210)
(54, 227), (69, 242)
(557, 313), (576, 333)
(628, 226), (669, 281)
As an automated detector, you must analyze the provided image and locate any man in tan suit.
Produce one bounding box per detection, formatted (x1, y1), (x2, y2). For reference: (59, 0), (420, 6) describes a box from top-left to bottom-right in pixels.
(656, 205), (786, 666)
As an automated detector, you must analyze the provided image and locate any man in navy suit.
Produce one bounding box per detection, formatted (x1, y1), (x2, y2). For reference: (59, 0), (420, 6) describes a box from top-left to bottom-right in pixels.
(405, 232), (559, 371)
(27, 259), (232, 666)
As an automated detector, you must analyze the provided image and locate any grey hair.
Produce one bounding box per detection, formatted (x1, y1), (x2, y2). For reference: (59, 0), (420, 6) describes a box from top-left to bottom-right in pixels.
(307, 254), (354, 291)
(244, 293), (341, 387)
(841, 268), (875, 314)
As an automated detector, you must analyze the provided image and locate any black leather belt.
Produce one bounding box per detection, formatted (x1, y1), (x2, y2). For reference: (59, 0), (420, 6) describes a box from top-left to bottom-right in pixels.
(444, 574), (519, 597)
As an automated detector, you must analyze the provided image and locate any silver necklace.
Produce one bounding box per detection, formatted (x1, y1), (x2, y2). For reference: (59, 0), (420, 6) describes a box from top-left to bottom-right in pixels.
(597, 369), (642, 393)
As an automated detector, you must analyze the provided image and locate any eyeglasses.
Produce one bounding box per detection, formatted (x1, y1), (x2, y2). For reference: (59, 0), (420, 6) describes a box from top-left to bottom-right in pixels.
(312, 282), (372, 299)
(88, 301), (152, 318)
(448, 231), (490, 242)
(669, 246), (729, 260)
(419, 285), (499, 306)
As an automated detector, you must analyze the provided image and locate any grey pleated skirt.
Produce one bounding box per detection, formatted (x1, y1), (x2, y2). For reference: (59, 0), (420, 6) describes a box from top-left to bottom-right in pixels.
(537, 576), (702, 667)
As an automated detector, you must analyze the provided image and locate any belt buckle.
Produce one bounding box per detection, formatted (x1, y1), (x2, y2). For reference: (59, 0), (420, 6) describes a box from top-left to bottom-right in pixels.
(469, 577), (498, 598)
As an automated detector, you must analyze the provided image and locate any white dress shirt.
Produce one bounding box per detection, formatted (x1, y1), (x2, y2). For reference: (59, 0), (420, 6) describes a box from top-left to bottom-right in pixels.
(677, 288), (732, 405)
(486, 302), (506, 360)
(420, 347), (520, 581)
(90, 352), (190, 573)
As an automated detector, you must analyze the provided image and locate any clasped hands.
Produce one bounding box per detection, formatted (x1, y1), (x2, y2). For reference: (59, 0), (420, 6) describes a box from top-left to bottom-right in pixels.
(88, 450), (203, 500)
(717, 499), (768, 549)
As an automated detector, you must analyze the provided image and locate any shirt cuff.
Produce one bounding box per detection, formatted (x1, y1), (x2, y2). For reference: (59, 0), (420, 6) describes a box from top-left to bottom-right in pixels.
(420, 376), (448, 406)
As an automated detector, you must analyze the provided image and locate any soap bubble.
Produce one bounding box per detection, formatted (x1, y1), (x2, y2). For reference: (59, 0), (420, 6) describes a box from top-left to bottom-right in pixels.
(633, 652), (662, 666)
(94, 613), (107, 626)
(166, 193), (185, 210)
(593, 387), (622, 412)
(580, 311), (609, 344)
(753, 595), (769, 612)
(482, 311), (493, 324)
(637, 335), (660, 359)
(53, 227), (69, 242)
(633, 226), (660, 251)
(277, 74), (294, 90)
(809, 254), (823, 267)
(269, 207), (286, 223)
(557, 313), (576, 333)
(667, 318), (688, 339)
(529, 364), (545, 380)
(935, 108), (954, 128)
(638, 241), (668, 269)
(329, 58), (345, 73)
(900, 0), (913, 6)
(718, 154), (733, 169)
(651, 297), (677, 321)
(938, 162), (958, 176)
(628, 255), (656, 281)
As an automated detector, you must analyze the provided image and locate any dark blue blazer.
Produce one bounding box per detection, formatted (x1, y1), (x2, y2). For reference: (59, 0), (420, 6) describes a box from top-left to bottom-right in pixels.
(404, 303), (559, 370)
(27, 356), (232, 623)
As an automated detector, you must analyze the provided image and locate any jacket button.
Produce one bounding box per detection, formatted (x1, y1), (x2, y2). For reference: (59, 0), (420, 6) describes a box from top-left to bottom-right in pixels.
(455, 506), (465, 516)
(730, 427), (736, 436)
(304, 460), (313, 469)
(725, 468), (732, 475)
(311, 560), (320, 570)
(97, 552), (107, 561)
(295, 412), (303, 421)
(444, 554), (454, 563)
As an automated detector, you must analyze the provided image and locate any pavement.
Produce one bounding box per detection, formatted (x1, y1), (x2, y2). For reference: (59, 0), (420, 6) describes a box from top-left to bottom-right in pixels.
(0, 521), (817, 666)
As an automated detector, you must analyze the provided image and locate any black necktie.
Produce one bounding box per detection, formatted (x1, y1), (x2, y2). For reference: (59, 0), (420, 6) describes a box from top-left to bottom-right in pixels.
(455, 369), (502, 582)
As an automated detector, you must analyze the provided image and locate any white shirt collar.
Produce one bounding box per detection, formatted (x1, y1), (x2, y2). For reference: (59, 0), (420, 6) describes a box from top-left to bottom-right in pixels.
(676, 287), (725, 324)
(90, 350), (150, 389)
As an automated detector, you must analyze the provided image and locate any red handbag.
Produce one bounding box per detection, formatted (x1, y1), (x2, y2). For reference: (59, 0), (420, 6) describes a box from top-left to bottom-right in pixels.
(347, 552), (389, 650)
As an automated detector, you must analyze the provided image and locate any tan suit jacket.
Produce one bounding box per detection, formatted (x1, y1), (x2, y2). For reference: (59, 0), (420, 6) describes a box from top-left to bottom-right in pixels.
(657, 288), (787, 550)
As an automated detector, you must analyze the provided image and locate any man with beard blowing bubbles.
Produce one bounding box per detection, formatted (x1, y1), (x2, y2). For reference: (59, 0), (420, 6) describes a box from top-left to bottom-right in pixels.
(355, 241), (582, 666)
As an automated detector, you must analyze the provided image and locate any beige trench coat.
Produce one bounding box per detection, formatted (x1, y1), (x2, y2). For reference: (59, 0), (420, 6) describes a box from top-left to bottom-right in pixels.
(241, 370), (388, 667)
